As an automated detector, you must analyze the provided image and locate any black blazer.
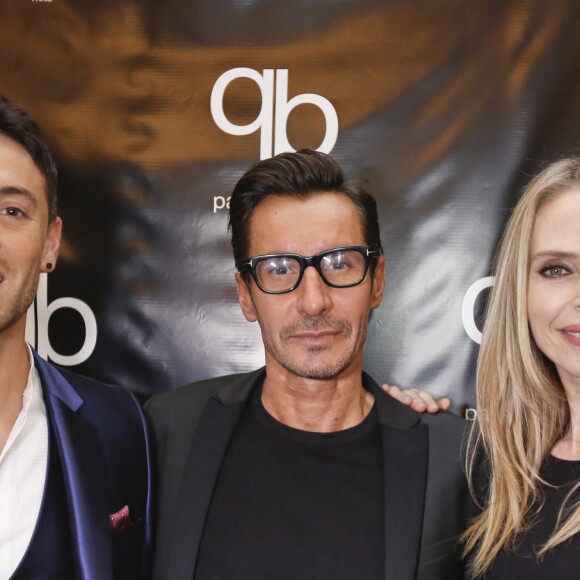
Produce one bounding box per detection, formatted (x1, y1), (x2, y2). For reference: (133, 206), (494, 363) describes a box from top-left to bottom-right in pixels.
(146, 369), (471, 580)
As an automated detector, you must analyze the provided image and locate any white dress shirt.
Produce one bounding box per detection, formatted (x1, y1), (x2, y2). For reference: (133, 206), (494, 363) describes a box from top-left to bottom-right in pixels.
(0, 350), (48, 579)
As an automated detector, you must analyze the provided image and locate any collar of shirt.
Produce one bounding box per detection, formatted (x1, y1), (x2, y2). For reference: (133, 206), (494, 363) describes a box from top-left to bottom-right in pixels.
(0, 344), (48, 578)
(0, 344), (43, 463)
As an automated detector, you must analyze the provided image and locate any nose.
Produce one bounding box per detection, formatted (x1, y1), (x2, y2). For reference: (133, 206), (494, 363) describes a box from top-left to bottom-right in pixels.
(295, 265), (332, 317)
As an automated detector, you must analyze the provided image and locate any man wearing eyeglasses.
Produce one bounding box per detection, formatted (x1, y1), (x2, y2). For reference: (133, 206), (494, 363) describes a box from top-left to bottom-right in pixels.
(146, 149), (471, 580)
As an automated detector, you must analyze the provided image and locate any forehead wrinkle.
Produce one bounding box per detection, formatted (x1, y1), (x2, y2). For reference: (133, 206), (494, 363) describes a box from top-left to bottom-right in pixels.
(248, 195), (364, 258)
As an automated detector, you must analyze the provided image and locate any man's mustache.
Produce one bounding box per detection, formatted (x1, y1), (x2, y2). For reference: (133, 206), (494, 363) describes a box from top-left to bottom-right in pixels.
(280, 316), (352, 340)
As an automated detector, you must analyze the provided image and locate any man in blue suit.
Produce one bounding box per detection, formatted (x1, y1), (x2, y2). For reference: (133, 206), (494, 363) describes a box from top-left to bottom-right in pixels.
(0, 95), (153, 579)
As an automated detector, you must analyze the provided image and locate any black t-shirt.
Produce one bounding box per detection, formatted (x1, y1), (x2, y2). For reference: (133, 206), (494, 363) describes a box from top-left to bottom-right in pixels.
(194, 386), (385, 579)
(483, 454), (580, 579)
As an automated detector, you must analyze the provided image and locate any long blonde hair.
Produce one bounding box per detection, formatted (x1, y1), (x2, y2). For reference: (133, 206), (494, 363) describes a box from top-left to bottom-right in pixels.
(463, 157), (580, 576)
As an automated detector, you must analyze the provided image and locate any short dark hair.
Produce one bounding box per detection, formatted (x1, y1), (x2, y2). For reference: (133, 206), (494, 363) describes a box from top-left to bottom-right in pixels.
(0, 96), (58, 222)
(228, 149), (382, 272)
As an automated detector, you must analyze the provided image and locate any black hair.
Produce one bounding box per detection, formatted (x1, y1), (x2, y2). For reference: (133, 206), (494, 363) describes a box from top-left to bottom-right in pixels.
(0, 95), (58, 222)
(228, 149), (382, 273)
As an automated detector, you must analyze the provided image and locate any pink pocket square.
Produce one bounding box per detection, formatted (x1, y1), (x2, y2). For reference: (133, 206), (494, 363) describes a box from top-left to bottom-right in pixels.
(109, 505), (132, 535)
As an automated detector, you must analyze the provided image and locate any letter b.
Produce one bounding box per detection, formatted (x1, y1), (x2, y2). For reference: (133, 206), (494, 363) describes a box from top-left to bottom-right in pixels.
(26, 274), (98, 365)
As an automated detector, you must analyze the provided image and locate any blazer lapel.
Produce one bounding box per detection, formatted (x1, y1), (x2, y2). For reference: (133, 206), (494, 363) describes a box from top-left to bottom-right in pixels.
(382, 422), (429, 580)
(167, 371), (262, 580)
(34, 353), (112, 580)
(364, 375), (429, 580)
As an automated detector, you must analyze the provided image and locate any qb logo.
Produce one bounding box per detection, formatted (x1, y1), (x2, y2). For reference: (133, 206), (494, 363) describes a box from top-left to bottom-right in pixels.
(211, 68), (339, 160)
(25, 274), (98, 366)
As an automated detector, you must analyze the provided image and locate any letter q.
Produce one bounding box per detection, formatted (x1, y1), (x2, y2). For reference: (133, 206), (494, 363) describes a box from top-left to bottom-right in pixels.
(462, 276), (494, 344)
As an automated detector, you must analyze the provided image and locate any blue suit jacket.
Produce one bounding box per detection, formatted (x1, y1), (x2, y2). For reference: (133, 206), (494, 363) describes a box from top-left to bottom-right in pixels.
(33, 350), (154, 580)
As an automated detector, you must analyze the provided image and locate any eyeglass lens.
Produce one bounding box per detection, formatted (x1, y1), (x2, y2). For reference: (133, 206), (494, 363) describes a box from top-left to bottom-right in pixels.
(254, 249), (367, 292)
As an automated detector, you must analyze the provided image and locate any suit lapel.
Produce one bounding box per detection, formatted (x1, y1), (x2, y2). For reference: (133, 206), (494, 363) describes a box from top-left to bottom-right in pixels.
(364, 375), (429, 580)
(168, 372), (260, 580)
(381, 422), (429, 580)
(34, 353), (112, 580)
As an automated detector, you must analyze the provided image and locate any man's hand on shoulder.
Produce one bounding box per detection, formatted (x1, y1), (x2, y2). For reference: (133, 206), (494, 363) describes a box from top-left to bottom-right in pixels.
(381, 384), (450, 413)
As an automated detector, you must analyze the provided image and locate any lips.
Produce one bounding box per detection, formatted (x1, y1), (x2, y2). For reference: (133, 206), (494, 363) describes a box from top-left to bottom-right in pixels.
(280, 317), (352, 342)
(559, 326), (580, 346)
(289, 331), (341, 346)
(291, 330), (338, 340)
(562, 325), (580, 334)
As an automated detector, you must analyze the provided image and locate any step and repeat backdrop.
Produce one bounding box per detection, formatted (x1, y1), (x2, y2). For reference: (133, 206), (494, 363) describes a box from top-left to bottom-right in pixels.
(2, 0), (579, 411)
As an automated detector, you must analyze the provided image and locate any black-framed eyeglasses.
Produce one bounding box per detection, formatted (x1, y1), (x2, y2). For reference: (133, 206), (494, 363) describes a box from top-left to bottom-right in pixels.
(238, 245), (382, 294)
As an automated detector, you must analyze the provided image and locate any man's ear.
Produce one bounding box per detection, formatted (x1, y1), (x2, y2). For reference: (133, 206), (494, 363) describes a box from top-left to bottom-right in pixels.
(370, 256), (386, 310)
(235, 272), (258, 322)
(41, 217), (62, 272)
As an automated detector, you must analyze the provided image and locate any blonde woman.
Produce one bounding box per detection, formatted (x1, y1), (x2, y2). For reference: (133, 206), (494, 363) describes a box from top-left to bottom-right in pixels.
(388, 157), (580, 577)
(464, 157), (580, 577)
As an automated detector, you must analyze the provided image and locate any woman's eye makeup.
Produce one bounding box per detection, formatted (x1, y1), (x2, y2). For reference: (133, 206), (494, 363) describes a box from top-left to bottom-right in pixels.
(538, 264), (571, 278)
